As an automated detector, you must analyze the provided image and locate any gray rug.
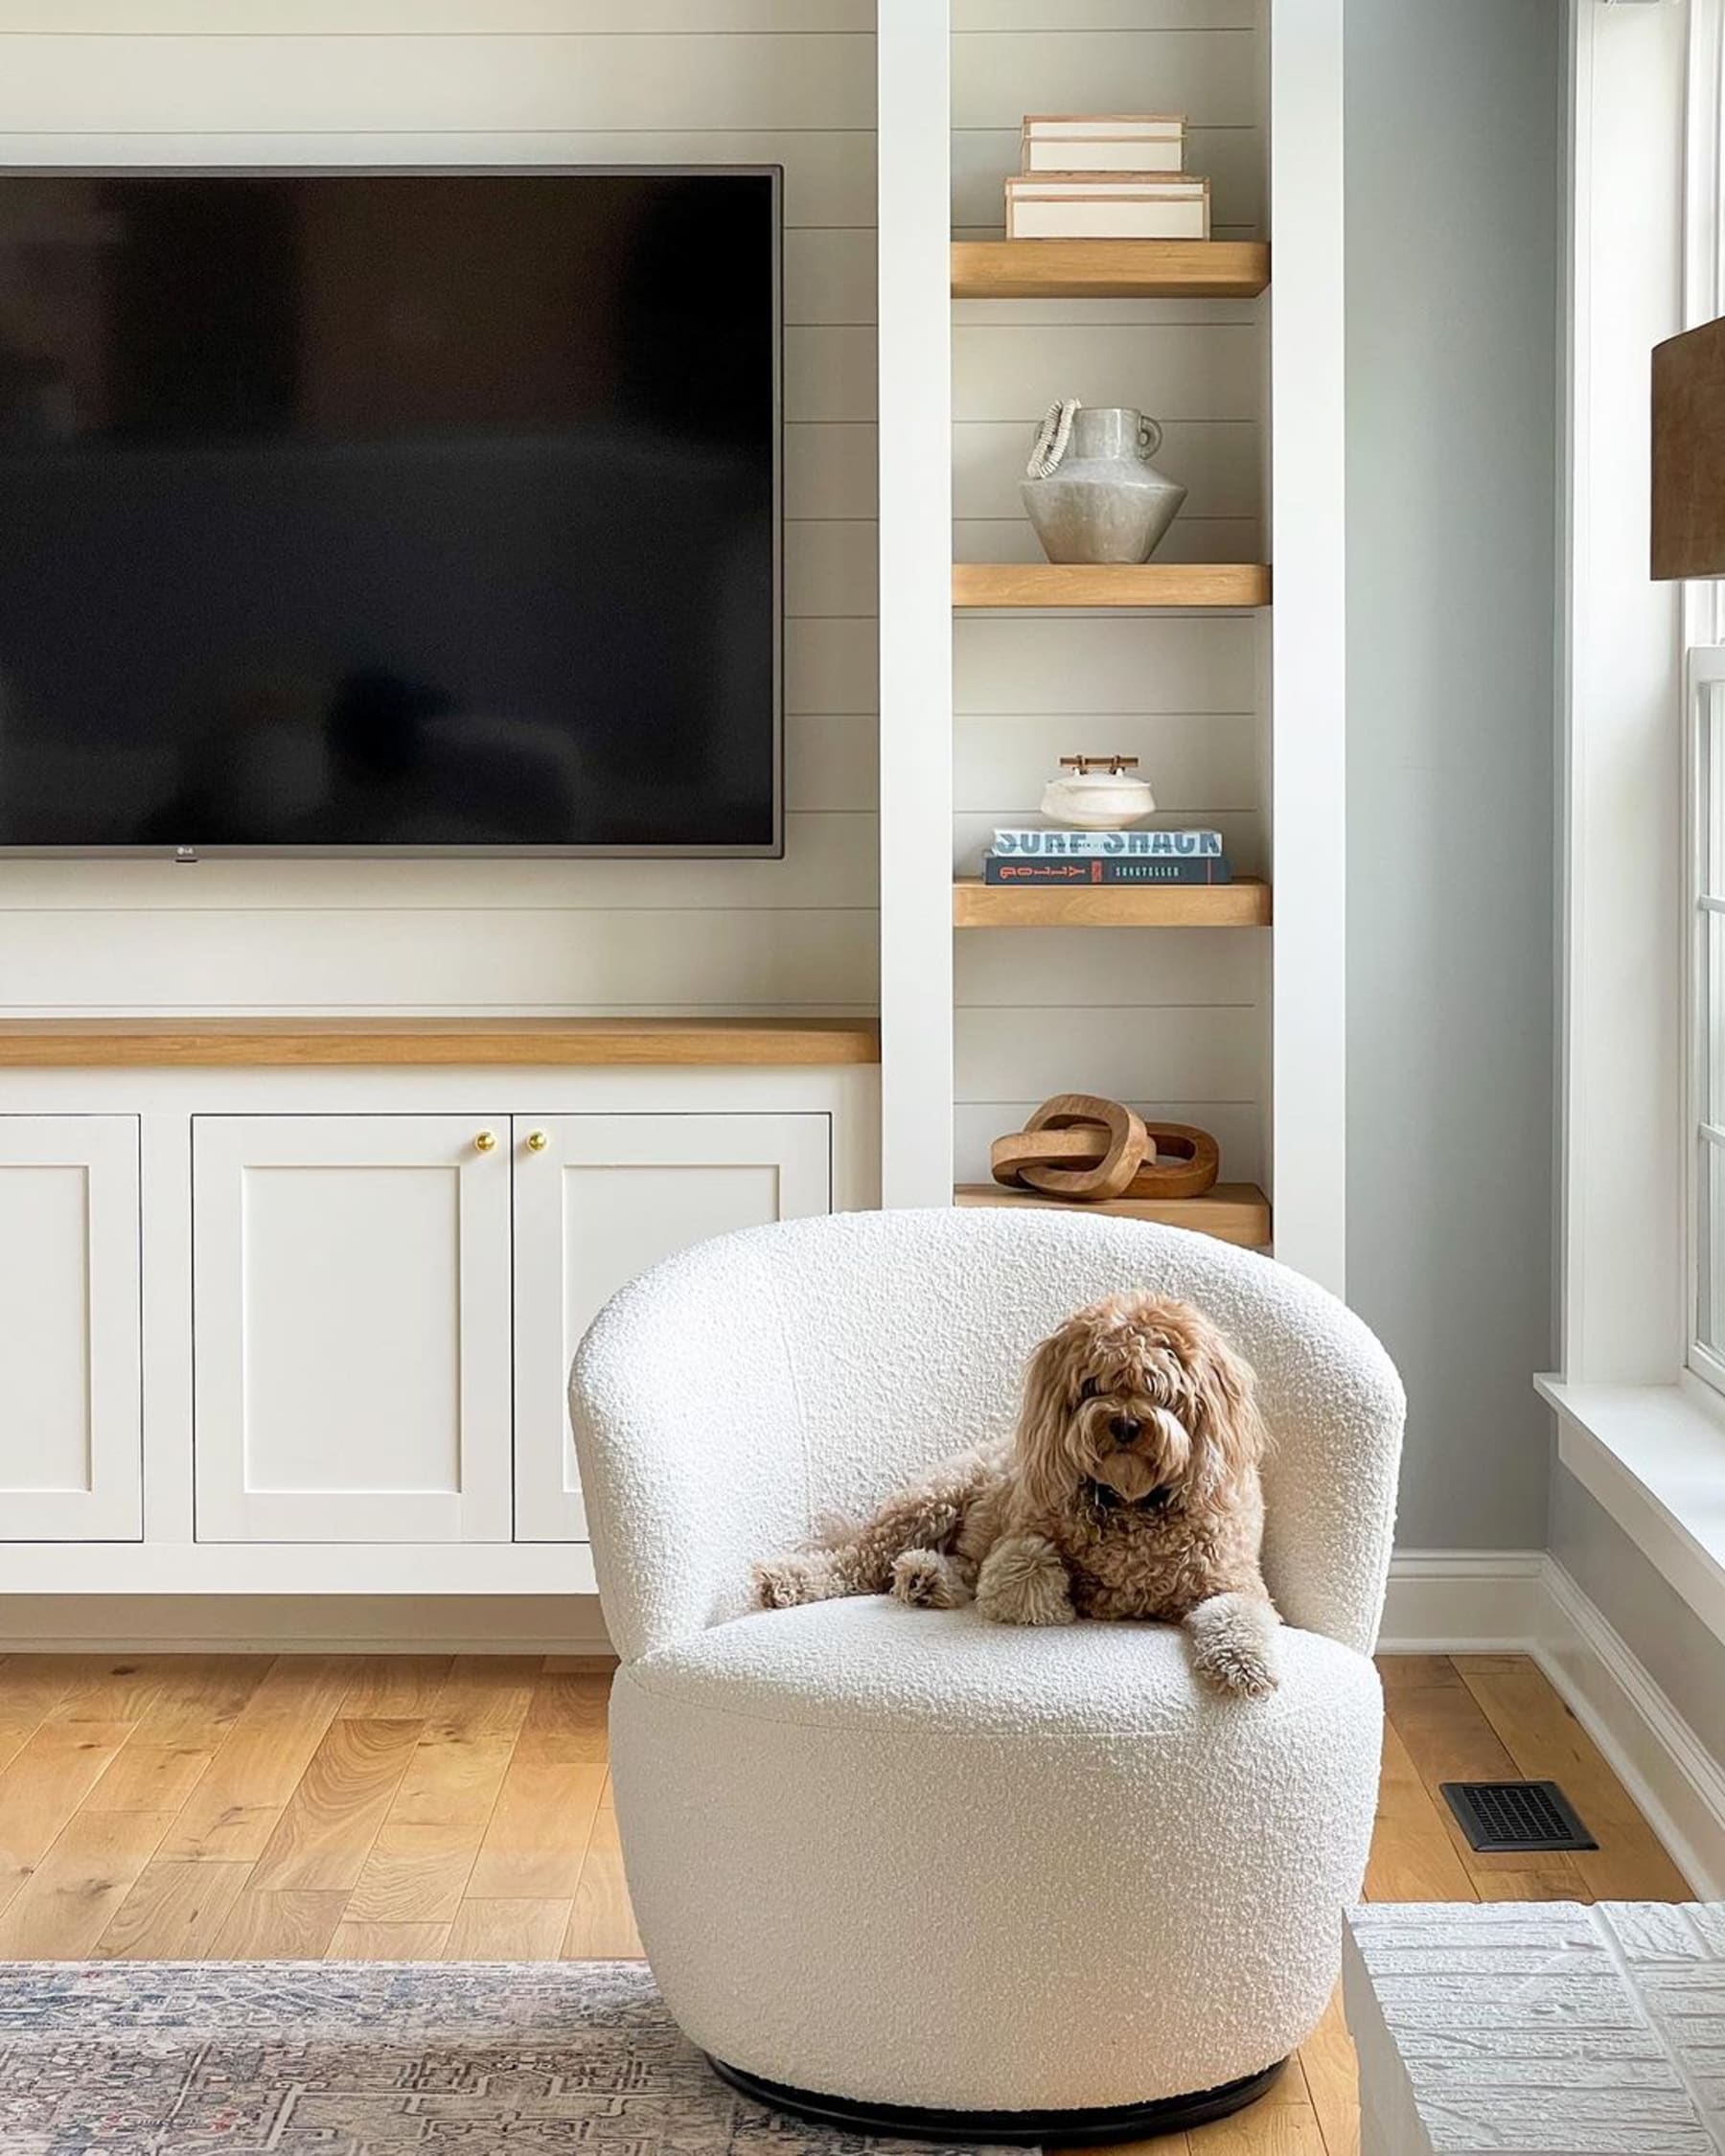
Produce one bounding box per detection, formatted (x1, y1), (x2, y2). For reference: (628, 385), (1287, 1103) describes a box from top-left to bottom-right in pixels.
(0, 1961), (1009, 2154)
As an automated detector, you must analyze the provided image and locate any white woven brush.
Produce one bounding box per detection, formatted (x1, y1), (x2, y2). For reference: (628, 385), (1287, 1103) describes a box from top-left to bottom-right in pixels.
(1026, 397), (1080, 478)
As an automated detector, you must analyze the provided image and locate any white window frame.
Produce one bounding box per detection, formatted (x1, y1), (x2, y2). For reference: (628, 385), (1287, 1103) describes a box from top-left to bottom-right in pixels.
(1542, 0), (1725, 1656)
(1684, 0), (1725, 1397)
(1690, 648), (1725, 1395)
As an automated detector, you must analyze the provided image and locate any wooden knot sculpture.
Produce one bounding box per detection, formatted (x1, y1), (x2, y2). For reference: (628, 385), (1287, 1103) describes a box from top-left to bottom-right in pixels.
(990, 1093), (1221, 1203)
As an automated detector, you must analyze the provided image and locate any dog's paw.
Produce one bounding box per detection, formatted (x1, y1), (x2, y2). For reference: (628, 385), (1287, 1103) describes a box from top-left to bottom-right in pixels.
(976, 1535), (1075, 1626)
(1192, 1641), (1280, 1699)
(890, 1548), (973, 1610)
(753, 1556), (819, 1610)
(1186, 1592), (1281, 1698)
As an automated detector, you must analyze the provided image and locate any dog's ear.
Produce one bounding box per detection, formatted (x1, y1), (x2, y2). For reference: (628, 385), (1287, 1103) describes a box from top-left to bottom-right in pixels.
(1013, 1322), (1083, 1516)
(1187, 1322), (1269, 1495)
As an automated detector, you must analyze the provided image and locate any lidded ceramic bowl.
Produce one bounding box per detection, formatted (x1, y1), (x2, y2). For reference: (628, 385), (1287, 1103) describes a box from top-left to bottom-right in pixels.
(1040, 766), (1156, 831)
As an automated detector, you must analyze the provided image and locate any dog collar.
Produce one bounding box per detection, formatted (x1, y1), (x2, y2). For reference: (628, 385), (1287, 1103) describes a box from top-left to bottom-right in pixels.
(1085, 1479), (1175, 1515)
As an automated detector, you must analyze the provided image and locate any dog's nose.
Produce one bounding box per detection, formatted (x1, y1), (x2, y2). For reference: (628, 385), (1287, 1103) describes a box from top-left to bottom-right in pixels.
(1109, 1415), (1141, 1446)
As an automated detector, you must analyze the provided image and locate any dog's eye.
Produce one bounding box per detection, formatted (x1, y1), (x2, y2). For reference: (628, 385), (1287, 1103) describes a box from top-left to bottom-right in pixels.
(1078, 1378), (1102, 1402)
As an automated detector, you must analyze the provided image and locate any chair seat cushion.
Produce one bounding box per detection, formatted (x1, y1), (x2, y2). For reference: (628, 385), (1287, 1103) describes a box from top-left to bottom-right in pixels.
(627, 1593), (1377, 1740)
(612, 1595), (1385, 2110)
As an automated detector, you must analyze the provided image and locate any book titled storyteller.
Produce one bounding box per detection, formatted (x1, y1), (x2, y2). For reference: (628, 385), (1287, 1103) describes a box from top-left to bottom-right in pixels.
(982, 856), (1232, 885)
(991, 827), (1224, 859)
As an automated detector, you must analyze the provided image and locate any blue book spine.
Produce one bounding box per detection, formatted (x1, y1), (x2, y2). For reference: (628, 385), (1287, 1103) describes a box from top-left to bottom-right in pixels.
(990, 827), (1225, 859)
(982, 855), (1233, 886)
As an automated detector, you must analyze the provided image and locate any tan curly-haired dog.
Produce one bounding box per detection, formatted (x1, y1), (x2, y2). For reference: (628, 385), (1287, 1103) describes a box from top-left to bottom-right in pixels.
(752, 1293), (1281, 1697)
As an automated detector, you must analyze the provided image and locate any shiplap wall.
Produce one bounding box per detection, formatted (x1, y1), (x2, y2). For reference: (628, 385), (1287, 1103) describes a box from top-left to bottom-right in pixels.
(0, 1), (878, 1016)
(950, 0), (1268, 1185)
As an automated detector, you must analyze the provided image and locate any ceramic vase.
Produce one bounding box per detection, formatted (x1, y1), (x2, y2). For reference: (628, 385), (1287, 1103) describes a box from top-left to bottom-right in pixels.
(1022, 405), (1187, 565)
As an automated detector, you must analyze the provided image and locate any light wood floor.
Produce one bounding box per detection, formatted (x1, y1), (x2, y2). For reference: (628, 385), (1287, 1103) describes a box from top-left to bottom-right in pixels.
(0, 1649), (1694, 2154)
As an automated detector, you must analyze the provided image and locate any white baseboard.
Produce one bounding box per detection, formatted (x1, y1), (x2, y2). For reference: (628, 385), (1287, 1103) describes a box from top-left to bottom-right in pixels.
(1379, 1548), (1551, 1651)
(1385, 1548), (1725, 1899)
(0, 1594), (614, 1656)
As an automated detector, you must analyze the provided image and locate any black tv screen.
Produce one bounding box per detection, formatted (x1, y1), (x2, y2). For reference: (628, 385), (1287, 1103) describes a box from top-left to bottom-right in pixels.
(0, 169), (782, 854)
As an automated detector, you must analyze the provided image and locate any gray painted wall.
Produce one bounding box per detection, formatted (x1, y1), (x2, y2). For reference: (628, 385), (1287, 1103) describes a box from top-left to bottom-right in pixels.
(1345, 0), (1560, 1548)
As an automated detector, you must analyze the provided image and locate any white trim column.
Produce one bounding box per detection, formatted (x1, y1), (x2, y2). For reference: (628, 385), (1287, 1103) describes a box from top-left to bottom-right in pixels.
(876, 0), (954, 1208)
(1558, 0), (1687, 1382)
(1270, 0), (1347, 1295)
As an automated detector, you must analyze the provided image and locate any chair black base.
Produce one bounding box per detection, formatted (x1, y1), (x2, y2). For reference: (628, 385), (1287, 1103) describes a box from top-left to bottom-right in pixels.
(706, 2053), (1286, 2145)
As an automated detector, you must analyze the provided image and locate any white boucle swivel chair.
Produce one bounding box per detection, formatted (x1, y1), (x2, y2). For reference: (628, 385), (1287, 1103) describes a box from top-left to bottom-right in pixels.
(568, 1207), (1404, 2145)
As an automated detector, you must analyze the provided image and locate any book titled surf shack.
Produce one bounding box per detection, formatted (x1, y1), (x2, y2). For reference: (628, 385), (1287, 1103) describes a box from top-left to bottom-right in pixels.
(990, 827), (1224, 858)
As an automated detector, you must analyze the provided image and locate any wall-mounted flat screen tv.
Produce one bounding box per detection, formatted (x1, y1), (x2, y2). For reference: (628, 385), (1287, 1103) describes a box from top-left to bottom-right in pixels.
(0, 169), (782, 855)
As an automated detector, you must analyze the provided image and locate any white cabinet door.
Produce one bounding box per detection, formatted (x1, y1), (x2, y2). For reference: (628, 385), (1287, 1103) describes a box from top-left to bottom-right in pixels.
(513, 1113), (831, 1541)
(193, 1115), (512, 1544)
(0, 1116), (142, 1541)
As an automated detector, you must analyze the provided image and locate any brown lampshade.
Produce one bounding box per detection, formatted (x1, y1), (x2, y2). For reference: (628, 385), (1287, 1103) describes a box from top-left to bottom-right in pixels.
(1654, 314), (1725, 580)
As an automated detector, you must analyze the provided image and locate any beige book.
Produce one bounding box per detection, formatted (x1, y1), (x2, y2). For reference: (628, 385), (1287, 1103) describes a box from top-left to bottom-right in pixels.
(1020, 113), (1184, 175)
(1004, 173), (1210, 241)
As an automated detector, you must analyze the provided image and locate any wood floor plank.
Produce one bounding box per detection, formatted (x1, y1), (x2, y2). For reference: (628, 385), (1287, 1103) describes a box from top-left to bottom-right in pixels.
(247, 1717), (425, 1894)
(342, 1659), (456, 1720)
(81, 1740), (218, 1816)
(156, 1657), (360, 1863)
(1457, 1660), (1693, 1898)
(465, 1759), (607, 1900)
(425, 1658), (543, 1741)
(1470, 1866), (1596, 1901)
(48, 1655), (269, 1740)
(0, 1806), (176, 1958)
(1051, 2137), (1188, 2154)
(0, 1716), (49, 1785)
(0, 1656), (106, 1718)
(445, 1896), (573, 1961)
(1296, 1990), (1358, 2156)
(1186, 2076), (1327, 2153)
(0, 1719), (138, 1917)
(344, 1727), (519, 1924)
(1363, 1722), (1477, 1903)
(0, 1658), (83, 1775)
(512, 1670), (611, 1766)
(344, 1820), (492, 1926)
(330, 1918), (453, 1960)
(210, 1886), (349, 1959)
(562, 1802), (642, 1959)
(94, 1858), (256, 1959)
(1380, 1654), (1589, 1894)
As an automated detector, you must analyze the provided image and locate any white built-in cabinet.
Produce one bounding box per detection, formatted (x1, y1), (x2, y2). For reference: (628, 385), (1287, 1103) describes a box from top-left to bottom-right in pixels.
(192, 1114), (516, 1545)
(0, 1114), (143, 1541)
(192, 1109), (831, 1547)
(0, 1058), (874, 1594)
(511, 1113), (831, 1542)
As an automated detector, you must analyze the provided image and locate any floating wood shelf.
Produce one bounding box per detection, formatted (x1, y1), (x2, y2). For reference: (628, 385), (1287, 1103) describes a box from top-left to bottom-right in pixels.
(956, 1182), (1272, 1249)
(954, 562), (1271, 609)
(0, 1017), (882, 1068)
(952, 238), (1270, 301)
(953, 878), (1271, 929)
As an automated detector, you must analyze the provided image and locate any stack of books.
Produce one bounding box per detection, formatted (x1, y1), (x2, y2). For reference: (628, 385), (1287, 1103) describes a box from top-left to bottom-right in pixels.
(1005, 115), (1211, 241)
(982, 828), (1232, 885)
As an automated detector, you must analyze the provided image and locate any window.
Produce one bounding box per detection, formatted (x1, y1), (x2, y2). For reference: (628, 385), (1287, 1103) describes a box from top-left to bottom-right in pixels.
(1690, 652), (1725, 1388)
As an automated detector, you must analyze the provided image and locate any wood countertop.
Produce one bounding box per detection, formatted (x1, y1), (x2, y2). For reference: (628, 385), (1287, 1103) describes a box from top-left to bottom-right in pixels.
(0, 1017), (882, 1067)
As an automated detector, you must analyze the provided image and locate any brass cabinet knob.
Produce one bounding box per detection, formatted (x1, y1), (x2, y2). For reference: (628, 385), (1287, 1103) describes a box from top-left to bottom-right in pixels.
(526, 1129), (550, 1153)
(474, 1129), (498, 1154)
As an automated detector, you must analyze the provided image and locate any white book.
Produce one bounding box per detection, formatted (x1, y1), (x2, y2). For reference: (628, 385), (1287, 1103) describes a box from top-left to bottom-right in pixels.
(1005, 174), (1210, 241)
(1021, 114), (1184, 175)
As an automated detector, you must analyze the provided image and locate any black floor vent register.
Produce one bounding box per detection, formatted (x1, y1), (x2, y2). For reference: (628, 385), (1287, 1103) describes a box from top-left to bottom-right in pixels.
(1440, 1779), (1598, 1854)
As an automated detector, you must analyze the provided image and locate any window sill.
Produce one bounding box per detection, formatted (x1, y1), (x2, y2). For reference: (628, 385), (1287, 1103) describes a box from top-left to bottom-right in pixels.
(1538, 1374), (1725, 1651)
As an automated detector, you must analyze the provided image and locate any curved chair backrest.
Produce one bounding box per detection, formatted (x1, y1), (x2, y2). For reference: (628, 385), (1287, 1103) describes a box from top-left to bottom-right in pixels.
(570, 1206), (1404, 1663)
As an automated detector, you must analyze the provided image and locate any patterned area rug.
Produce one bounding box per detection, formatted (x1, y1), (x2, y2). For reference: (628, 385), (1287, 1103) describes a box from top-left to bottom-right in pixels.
(0, 1961), (1008, 2154)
